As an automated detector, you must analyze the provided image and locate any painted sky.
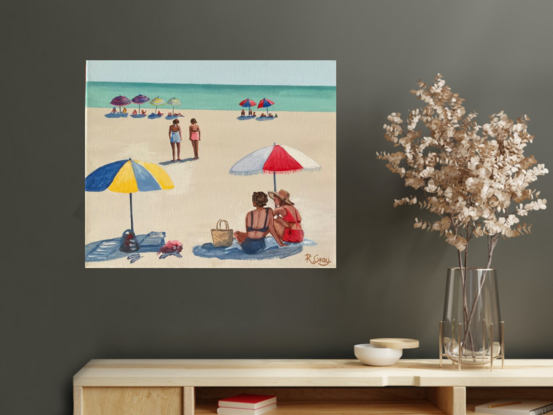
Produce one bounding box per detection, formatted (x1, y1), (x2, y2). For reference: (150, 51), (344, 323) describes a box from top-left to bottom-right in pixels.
(87, 61), (336, 87)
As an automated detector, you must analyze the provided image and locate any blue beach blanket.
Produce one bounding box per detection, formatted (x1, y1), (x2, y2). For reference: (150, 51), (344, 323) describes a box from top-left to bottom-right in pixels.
(192, 238), (316, 261)
(105, 112), (129, 118)
(85, 231), (166, 262)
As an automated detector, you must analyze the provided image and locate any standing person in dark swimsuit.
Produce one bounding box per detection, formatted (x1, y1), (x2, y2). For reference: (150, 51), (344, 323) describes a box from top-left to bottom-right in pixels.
(168, 119), (182, 162)
(269, 189), (304, 243)
(189, 118), (201, 159)
(234, 192), (285, 254)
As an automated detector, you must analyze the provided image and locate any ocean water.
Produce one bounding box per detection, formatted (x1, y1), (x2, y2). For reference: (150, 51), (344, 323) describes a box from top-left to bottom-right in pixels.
(86, 82), (336, 112)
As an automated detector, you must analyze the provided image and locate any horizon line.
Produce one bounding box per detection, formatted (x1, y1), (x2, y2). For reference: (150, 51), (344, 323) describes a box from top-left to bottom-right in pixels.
(87, 80), (336, 88)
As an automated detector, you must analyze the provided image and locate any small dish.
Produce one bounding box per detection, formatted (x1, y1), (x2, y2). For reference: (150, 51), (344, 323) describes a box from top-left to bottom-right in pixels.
(354, 344), (403, 366)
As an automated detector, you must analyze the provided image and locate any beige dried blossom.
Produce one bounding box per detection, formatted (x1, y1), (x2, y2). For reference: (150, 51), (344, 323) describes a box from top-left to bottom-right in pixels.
(377, 74), (548, 268)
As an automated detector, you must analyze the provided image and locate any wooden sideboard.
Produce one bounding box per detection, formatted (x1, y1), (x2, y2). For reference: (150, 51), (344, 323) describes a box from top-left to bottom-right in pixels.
(73, 359), (553, 415)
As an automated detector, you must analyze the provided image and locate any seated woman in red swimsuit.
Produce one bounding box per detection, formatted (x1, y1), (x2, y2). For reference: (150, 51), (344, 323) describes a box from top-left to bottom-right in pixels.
(269, 189), (304, 243)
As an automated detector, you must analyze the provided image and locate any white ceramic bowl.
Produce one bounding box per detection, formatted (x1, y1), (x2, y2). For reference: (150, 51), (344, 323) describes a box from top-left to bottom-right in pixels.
(354, 344), (403, 366)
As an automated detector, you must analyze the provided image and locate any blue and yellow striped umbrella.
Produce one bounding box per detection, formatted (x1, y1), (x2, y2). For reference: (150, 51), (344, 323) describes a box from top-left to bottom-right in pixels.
(85, 159), (174, 232)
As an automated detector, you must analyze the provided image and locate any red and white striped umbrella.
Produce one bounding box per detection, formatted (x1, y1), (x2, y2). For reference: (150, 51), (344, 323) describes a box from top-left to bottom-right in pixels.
(229, 144), (320, 191)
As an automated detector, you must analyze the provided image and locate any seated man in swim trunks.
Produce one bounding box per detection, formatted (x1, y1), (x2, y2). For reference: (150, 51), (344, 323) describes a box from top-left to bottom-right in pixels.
(260, 113), (266, 117)
(241, 109), (246, 116)
(234, 192), (285, 254)
(132, 110), (137, 115)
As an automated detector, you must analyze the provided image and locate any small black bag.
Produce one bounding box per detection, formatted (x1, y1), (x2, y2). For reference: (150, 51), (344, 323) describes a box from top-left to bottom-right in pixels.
(120, 229), (140, 253)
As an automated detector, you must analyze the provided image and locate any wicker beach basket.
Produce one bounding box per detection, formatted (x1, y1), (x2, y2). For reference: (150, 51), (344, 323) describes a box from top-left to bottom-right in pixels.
(211, 220), (233, 247)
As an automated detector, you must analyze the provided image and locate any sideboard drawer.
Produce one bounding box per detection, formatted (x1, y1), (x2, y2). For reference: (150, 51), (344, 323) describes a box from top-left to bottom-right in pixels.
(80, 387), (182, 415)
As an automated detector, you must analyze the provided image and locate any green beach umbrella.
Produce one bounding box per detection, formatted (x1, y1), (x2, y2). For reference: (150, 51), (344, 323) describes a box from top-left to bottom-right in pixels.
(167, 97), (181, 114)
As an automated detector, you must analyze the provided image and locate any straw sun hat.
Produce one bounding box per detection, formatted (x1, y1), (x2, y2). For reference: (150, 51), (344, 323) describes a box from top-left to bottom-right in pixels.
(268, 189), (294, 205)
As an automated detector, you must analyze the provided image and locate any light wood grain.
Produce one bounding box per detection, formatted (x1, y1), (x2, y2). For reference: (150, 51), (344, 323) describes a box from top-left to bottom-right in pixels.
(184, 387), (195, 415)
(73, 387), (83, 415)
(73, 360), (553, 387)
(196, 402), (443, 414)
(82, 387), (182, 415)
(427, 387), (466, 415)
(196, 387), (426, 403)
(466, 387), (553, 403)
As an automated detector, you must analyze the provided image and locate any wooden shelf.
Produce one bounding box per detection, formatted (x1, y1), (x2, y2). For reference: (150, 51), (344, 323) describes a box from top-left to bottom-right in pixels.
(73, 359), (553, 387)
(72, 359), (553, 415)
(196, 401), (444, 414)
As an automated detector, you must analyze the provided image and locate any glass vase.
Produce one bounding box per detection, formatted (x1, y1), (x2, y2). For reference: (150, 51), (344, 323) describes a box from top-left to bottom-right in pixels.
(441, 268), (504, 366)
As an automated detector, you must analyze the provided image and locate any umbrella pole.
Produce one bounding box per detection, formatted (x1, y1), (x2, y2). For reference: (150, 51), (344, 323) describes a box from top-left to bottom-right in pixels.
(129, 193), (134, 233)
(273, 171), (277, 192)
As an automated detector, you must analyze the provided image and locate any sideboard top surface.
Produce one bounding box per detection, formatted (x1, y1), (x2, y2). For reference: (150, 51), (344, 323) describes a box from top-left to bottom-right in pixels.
(73, 359), (553, 387)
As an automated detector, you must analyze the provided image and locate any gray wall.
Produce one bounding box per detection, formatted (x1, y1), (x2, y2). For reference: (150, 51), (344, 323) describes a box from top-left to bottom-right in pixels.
(3, 1), (553, 414)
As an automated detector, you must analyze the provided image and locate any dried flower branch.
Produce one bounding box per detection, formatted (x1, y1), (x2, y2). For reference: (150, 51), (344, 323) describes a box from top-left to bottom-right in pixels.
(378, 74), (548, 269)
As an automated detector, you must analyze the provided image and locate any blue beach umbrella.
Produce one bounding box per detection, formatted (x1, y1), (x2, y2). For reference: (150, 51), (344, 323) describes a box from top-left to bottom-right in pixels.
(257, 98), (275, 115)
(85, 159), (174, 233)
(239, 98), (256, 112)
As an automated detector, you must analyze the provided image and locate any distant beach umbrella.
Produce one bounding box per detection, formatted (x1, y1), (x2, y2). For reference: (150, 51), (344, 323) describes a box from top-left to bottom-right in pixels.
(150, 97), (165, 113)
(110, 95), (131, 113)
(167, 97), (181, 113)
(229, 143), (320, 191)
(257, 98), (275, 115)
(85, 159), (174, 233)
(239, 98), (256, 110)
(131, 94), (150, 112)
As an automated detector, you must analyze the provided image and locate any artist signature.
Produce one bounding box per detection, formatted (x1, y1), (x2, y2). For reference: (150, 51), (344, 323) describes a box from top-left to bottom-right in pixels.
(305, 253), (332, 266)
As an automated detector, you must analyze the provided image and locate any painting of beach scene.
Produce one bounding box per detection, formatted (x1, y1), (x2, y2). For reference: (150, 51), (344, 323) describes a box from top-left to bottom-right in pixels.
(85, 61), (336, 268)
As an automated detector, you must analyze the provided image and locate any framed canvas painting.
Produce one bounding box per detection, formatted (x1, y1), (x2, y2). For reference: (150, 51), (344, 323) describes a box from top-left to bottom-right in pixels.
(85, 61), (336, 268)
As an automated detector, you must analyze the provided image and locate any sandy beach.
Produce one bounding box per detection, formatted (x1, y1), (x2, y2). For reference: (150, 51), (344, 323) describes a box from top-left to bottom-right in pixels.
(85, 108), (336, 268)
